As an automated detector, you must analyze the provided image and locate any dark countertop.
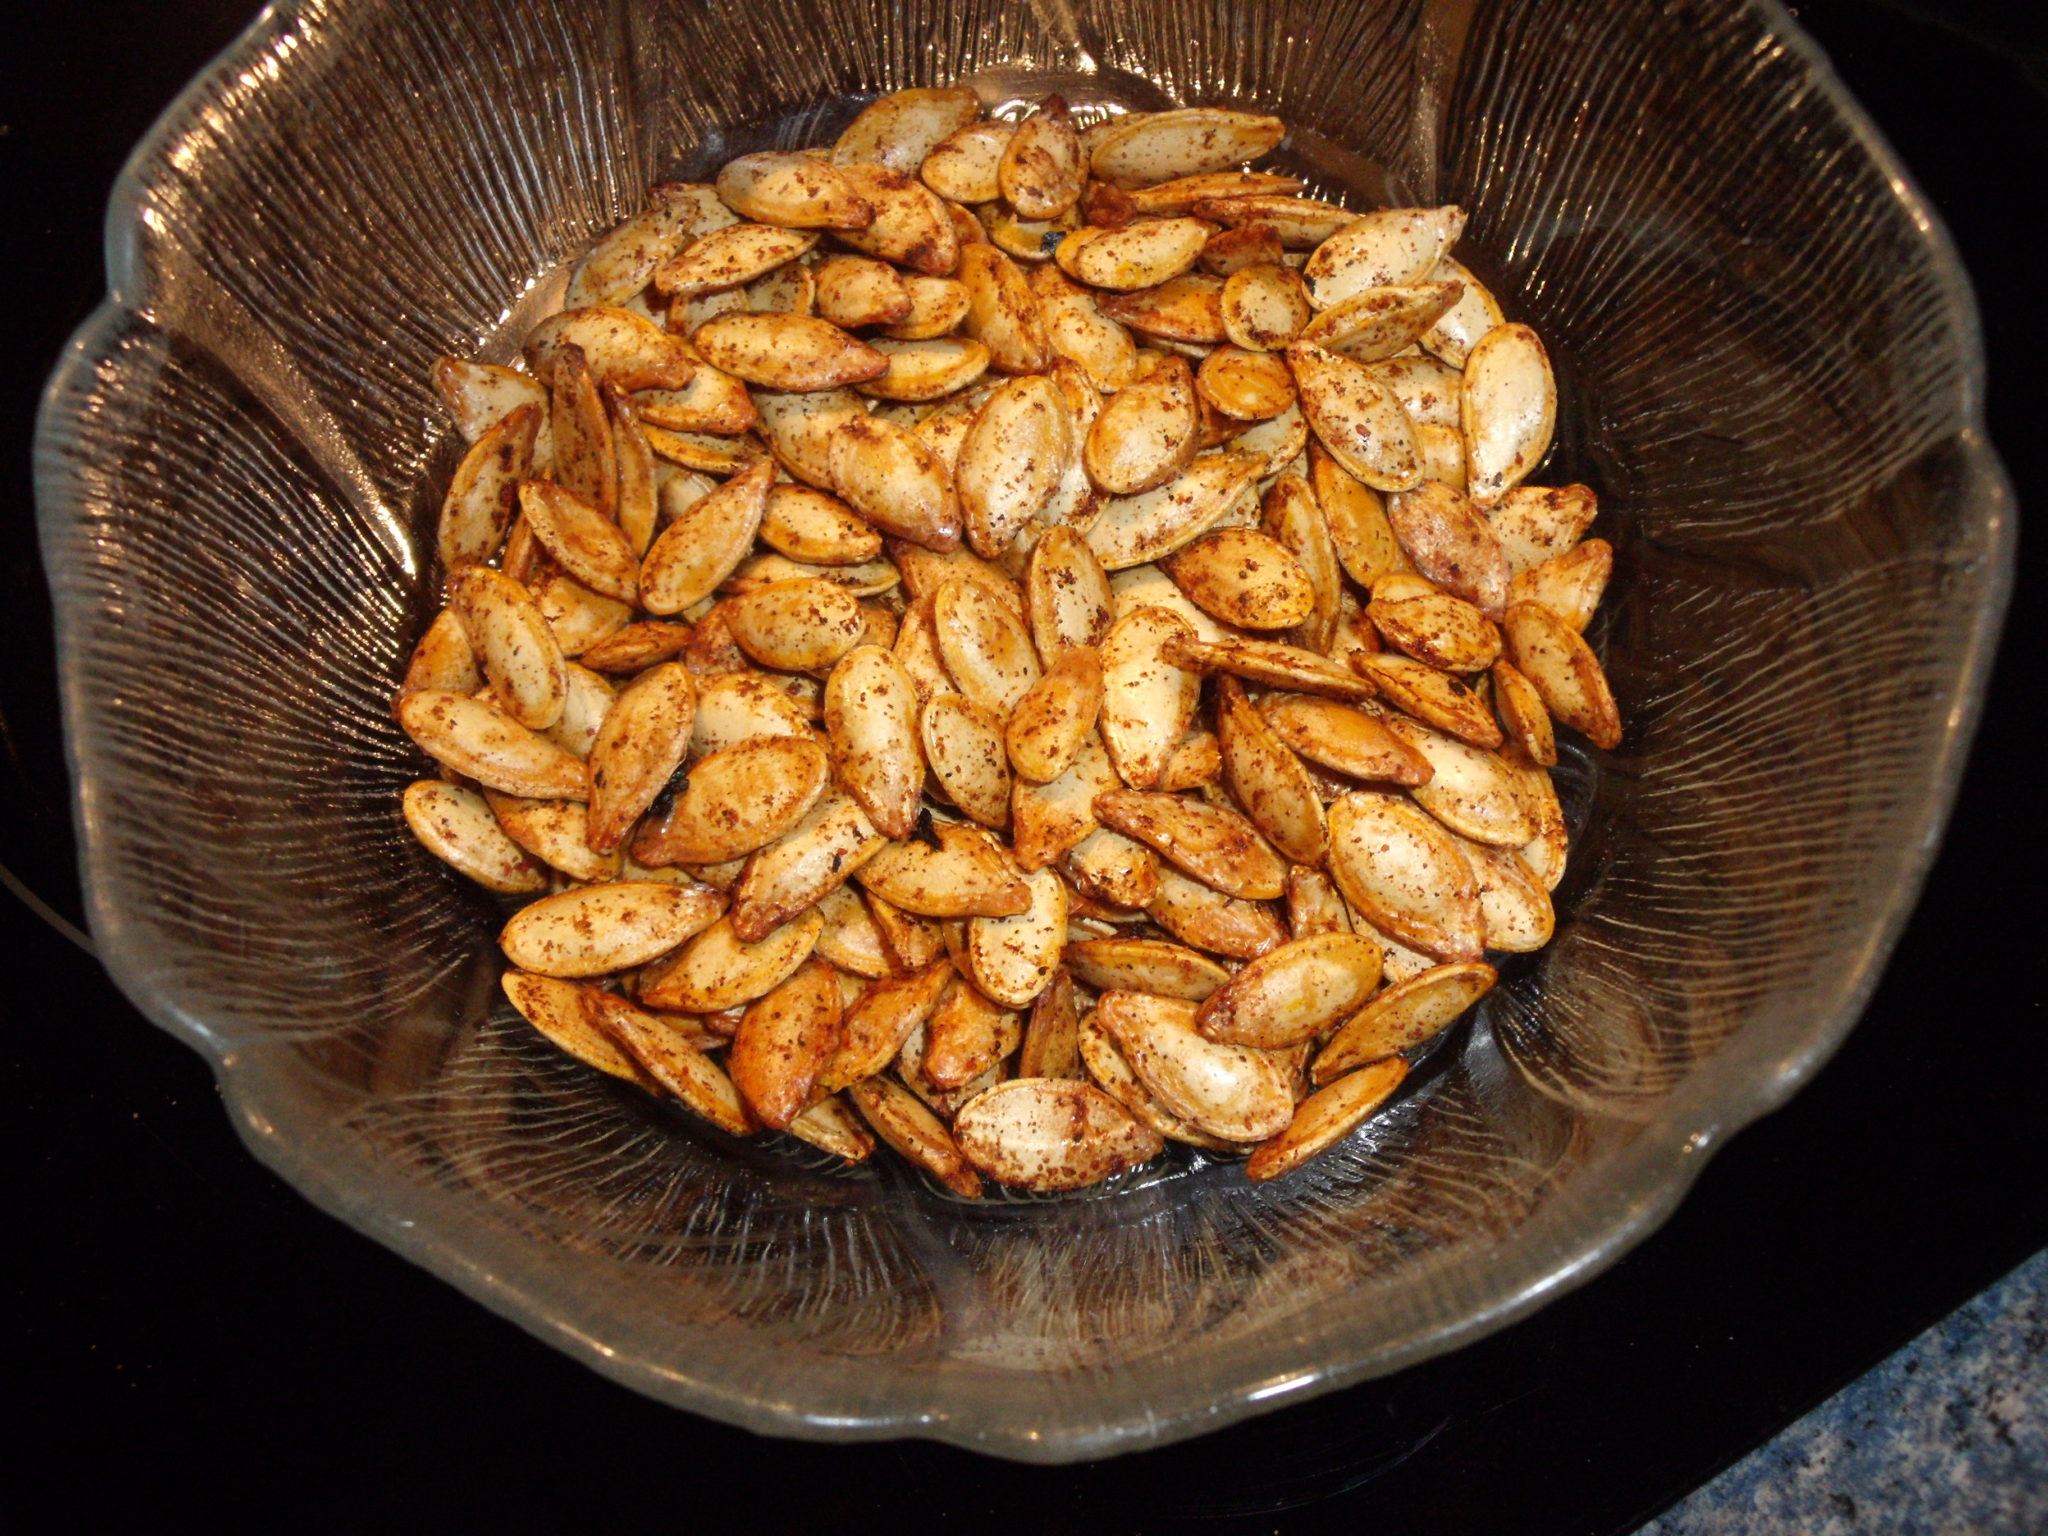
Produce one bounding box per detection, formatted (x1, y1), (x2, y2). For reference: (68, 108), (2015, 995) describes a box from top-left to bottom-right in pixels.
(1640, 1250), (2047, 1534)
(6, 1), (2045, 1530)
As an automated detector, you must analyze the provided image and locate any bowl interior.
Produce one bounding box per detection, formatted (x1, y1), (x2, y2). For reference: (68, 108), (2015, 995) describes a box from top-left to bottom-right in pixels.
(34, 0), (2009, 1459)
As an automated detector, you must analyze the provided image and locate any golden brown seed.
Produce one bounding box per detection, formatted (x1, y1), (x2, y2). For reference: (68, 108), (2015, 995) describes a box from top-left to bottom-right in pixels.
(1509, 538), (1614, 632)
(825, 645), (925, 839)
(1215, 675), (1327, 863)
(396, 689), (589, 800)
(402, 781), (547, 893)
(1094, 786), (1288, 901)
(1502, 601), (1622, 749)
(727, 958), (844, 1129)
(501, 972), (651, 1085)
(587, 992), (755, 1135)
(1161, 527), (1316, 631)
(498, 880), (726, 978)
(585, 661), (697, 852)
(1098, 606), (1201, 789)
(728, 792), (885, 943)
(438, 403), (539, 571)
(1246, 1058), (1407, 1181)
(1386, 479), (1513, 616)
(1196, 932), (1385, 1049)
(1005, 645), (1103, 784)
(1312, 961), (1496, 1083)
(999, 95), (1086, 220)
(1261, 693), (1433, 785)
(1096, 990), (1294, 1142)
(1325, 792), (1485, 962)
(1491, 659), (1557, 767)
(954, 1078), (1162, 1191)
(629, 734), (829, 866)
(848, 1076), (982, 1197)
(724, 578), (867, 672)
(638, 908), (824, 1013)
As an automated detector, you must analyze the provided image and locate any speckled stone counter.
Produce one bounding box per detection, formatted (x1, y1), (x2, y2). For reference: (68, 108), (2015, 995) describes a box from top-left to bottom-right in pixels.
(1639, 1250), (2048, 1534)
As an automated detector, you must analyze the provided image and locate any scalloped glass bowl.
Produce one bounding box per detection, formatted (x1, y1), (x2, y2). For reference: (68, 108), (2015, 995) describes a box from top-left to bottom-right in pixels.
(33, 0), (2010, 1460)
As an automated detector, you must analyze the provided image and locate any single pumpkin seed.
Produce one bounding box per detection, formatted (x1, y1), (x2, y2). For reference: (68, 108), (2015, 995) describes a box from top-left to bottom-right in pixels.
(501, 971), (650, 1084)
(1097, 990), (1294, 1141)
(587, 992), (754, 1134)
(1367, 578), (1503, 673)
(1460, 323), (1556, 507)
(1094, 787), (1288, 900)
(584, 661), (697, 851)
(1215, 674), (1327, 863)
(716, 151), (875, 230)
(957, 374), (1073, 556)
(1379, 714), (1535, 846)
(630, 733), (829, 866)
(1025, 524), (1115, 662)
(693, 311), (888, 391)
(653, 223), (819, 297)
(1260, 693), (1432, 785)
(1195, 931), (1384, 1048)
(1490, 659), (1557, 767)
(1160, 527), (1316, 632)
(932, 577), (1042, 713)
(438, 403), (539, 570)
(1220, 263), (1313, 351)
(1088, 109), (1287, 189)
(825, 645), (925, 838)
(1303, 206), (1466, 311)
(728, 791), (885, 942)
(1287, 341), (1422, 492)
(857, 818), (1031, 918)
(450, 565), (568, 730)
(835, 85), (984, 175)
(1192, 194), (1356, 247)
(487, 792), (622, 883)
(920, 119), (1013, 204)
(955, 1077), (1161, 1191)
(1017, 968), (1084, 1079)
(1160, 633), (1378, 701)
(1098, 606), (1202, 789)
(638, 908), (823, 1012)
(1487, 482), (1599, 575)
(525, 306), (697, 391)
(1246, 1057), (1407, 1180)
(828, 414), (964, 551)
(1352, 652), (1505, 748)
(999, 95), (1086, 219)
(1056, 219), (1213, 291)
(1509, 538), (1613, 632)
(1084, 355), (1200, 496)
(848, 1076), (982, 1196)
(1101, 272), (1228, 345)
(519, 480), (639, 603)
(1086, 450), (1265, 569)
(832, 164), (960, 276)
(396, 689), (588, 800)
(1297, 282), (1463, 362)
(1312, 961), (1496, 1082)
(499, 879), (725, 977)
(1325, 791), (1485, 962)
(1502, 600), (1621, 749)
(1386, 479), (1512, 616)
(402, 780), (547, 893)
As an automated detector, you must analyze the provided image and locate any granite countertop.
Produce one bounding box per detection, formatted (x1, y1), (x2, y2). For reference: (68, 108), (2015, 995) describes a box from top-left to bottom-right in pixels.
(1639, 1251), (2047, 1534)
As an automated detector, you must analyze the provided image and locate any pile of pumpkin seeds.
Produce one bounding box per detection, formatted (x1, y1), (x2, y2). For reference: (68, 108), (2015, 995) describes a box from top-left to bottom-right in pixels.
(398, 90), (1620, 1196)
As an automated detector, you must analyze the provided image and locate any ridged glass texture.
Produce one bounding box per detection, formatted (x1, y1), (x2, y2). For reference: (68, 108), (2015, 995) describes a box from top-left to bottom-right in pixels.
(33, 0), (2012, 1459)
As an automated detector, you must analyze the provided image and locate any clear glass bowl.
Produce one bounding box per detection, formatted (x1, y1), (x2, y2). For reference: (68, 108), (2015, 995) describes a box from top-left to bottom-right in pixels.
(33, 0), (2012, 1460)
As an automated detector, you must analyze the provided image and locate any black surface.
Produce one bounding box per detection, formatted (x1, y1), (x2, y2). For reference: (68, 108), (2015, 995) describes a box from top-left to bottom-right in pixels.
(6, 2), (2045, 1530)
